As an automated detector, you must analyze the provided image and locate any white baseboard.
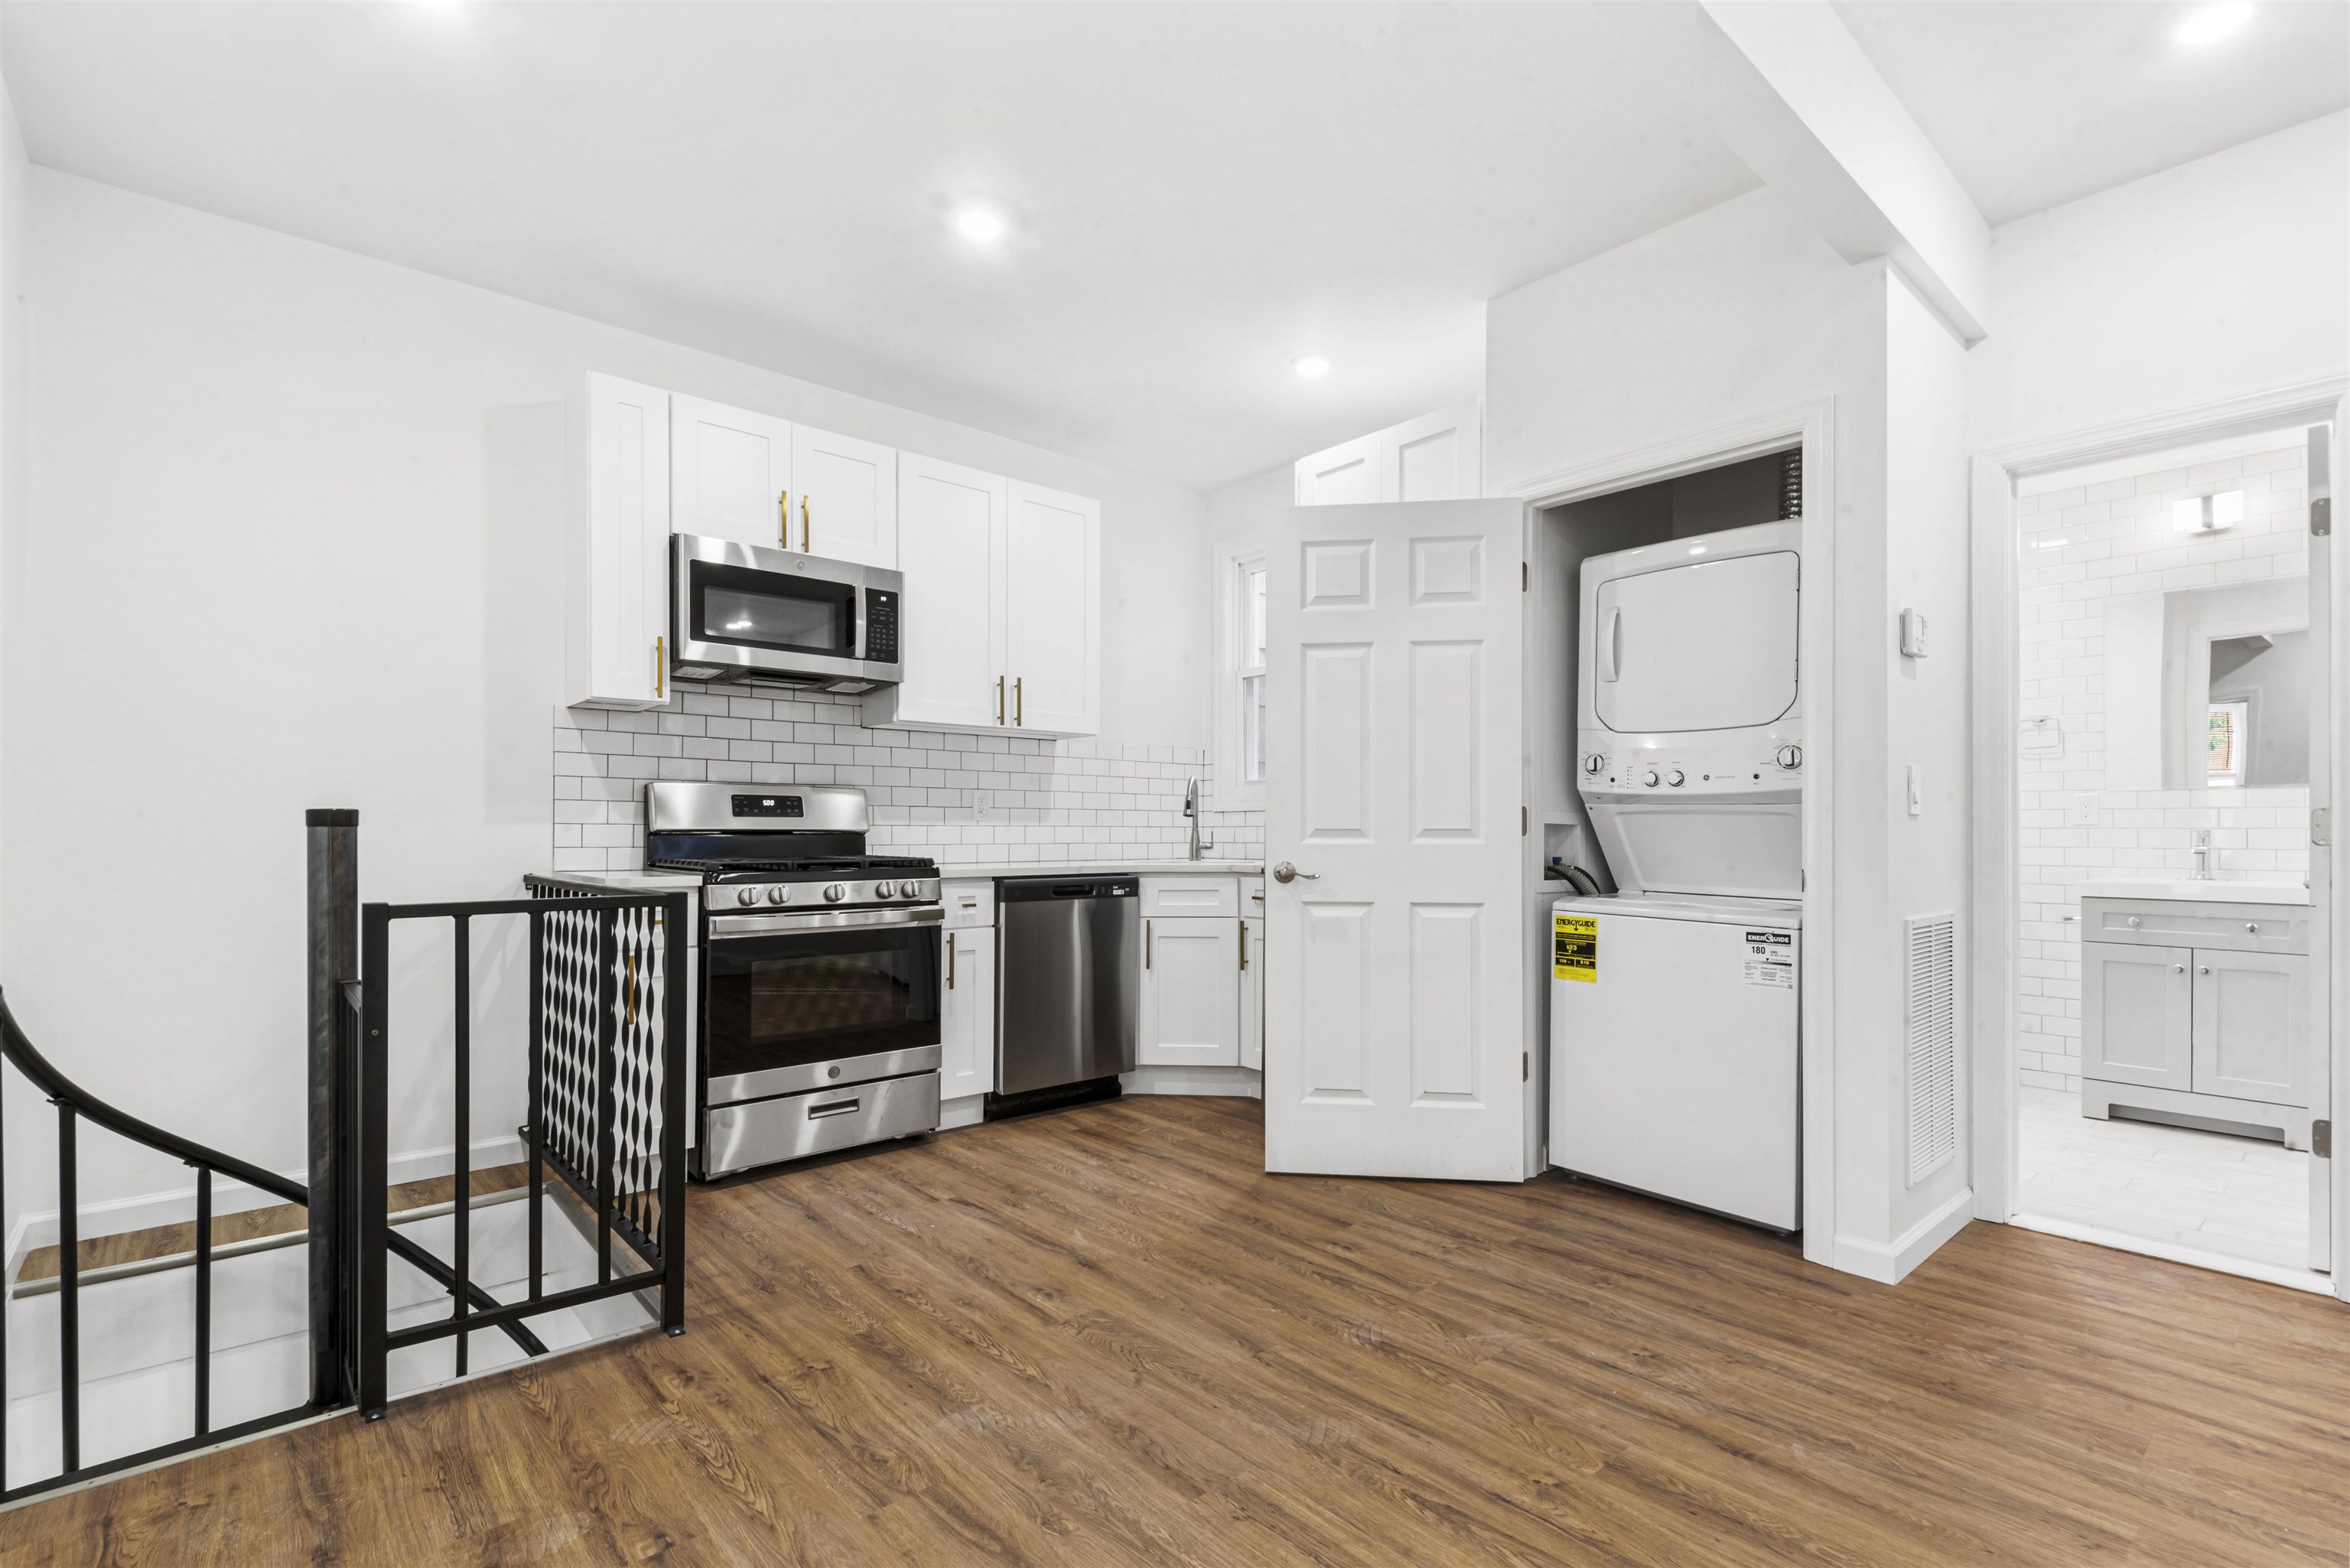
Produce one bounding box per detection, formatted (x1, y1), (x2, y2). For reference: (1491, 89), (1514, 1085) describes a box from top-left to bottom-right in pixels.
(1831, 1186), (1976, 1285)
(5, 1133), (529, 1284)
(2008, 1212), (2333, 1295)
(1119, 1065), (1261, 1098)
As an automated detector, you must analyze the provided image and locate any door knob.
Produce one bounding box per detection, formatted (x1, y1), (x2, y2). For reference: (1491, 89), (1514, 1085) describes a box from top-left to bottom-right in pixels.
(1272, 861), (1319, 883)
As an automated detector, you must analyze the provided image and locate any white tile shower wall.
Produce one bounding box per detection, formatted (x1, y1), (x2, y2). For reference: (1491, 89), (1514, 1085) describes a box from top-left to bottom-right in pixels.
(2013, 443), (2311, 1092)
(552, 684), (1266, 871)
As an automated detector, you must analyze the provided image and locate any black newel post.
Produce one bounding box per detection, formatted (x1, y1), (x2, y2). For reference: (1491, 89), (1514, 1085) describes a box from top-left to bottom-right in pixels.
(304, 807), (359, 1408)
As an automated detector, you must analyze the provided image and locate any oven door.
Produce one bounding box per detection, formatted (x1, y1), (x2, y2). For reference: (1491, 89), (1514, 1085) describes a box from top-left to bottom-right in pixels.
(671, 532), (903, 691)
(702, 906), (942, 1106)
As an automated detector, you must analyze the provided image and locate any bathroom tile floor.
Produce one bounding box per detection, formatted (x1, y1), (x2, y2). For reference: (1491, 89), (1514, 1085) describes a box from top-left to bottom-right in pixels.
(2014, 1086), (2315, 1276)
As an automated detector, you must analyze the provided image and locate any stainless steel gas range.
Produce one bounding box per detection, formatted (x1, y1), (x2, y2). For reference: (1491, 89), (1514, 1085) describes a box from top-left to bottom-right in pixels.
(644, 782), (943, 1179)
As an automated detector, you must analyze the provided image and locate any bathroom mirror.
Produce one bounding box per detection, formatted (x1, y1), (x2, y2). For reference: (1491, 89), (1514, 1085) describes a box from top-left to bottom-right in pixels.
(2103, 575), (2308, 792)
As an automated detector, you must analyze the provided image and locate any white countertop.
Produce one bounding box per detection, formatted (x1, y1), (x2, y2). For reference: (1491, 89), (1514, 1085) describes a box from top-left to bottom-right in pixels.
(2080, 879), (2310, 906)
(938, 859), (1264, 880)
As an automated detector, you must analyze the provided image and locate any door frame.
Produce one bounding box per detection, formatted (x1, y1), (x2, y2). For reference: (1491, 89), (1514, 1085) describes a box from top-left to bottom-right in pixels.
(1968, 375), (2349, 1303)
(1502, 398), (1838, 1264)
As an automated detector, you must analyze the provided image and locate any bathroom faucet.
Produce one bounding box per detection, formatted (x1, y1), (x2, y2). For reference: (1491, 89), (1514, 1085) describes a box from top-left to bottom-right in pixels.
(1184, 776), (1214, 861)
(2190, 829), (2215, 881)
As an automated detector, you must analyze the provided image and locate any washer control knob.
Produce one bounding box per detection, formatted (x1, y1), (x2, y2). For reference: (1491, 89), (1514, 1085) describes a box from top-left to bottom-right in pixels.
(900, 880), (922, 898)
(1776, 743), (1803, 770)
(735, 887), (760, 907)
(874, 882), (895, 899)
(766, 884), (789, 905)
(1666, 769), (1686, 787)
(824, 882), (848, 903)
(1642, 769), (1661, 788)
(1583, 752), (1606, 776)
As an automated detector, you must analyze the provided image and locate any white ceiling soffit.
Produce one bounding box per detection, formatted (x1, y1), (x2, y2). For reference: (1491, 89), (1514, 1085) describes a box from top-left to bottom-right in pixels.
(1837, 1), (2350, 226)
(0, 2), (1759, 493)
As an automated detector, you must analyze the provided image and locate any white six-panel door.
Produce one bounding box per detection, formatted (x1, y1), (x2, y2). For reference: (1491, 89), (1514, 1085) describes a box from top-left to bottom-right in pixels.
(1263, 498), (1529, 1179)
(672, 395), (792, 551)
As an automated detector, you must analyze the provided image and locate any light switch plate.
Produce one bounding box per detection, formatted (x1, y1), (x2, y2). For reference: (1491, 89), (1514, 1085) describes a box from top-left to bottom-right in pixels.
(973, 790), (994, 821)
(2068, 792), (2101, 827)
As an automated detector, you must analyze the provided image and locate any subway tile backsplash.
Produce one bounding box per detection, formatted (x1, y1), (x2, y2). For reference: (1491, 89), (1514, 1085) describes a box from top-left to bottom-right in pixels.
(553, 683), (1265, 871)
(2013, 441), (2310, 1093)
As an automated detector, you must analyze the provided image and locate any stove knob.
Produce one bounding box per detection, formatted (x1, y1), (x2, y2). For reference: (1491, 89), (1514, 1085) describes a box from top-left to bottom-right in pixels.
(1642, 769), (1661, 788)
(766, 884), (789, 905)
(874, 882), (895, 899)
(1666, 769), (1686, 787)
(734, 887), (760, 907)
(824, 883), (847, 903)
(899, 880), (922, 898)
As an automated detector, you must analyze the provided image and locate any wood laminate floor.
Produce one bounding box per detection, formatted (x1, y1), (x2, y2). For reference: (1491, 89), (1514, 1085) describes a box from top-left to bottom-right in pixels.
(5, 1096), (2345, 1566)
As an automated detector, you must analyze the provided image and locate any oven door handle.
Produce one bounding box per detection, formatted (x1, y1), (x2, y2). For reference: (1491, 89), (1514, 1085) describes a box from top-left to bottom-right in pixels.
(708, 905), (944, 939)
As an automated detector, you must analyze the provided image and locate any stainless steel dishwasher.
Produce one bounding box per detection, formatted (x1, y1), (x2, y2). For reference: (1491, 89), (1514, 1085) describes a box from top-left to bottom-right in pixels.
(988, 874), (1139, 1119)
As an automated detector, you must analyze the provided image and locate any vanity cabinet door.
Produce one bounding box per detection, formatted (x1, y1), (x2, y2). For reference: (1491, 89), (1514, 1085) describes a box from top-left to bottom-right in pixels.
(2191, 950), (2308, 1105)
(940, 926), (997, 1101)
(2081, 941), (2193, 1092)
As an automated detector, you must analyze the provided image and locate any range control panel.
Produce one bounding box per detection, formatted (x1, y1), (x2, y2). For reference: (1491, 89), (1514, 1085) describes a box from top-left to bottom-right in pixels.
(863, 588), (900, 664)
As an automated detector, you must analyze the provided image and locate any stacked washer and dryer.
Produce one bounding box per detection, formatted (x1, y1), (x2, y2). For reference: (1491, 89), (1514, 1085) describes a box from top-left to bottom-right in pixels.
(1548, 519), (1805, 1232)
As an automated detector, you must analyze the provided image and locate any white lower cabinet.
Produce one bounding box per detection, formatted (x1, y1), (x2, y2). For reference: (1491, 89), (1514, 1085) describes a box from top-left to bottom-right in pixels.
(1139, 916), (1240, 1067)
(941, 925), (997, 1100)
(1239, 915), (1263, 1071)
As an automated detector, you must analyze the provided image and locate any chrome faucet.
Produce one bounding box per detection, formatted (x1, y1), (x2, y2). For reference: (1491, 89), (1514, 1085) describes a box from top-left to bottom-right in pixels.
(1184, 776), (1214, 861)
(2190, 829), (2215, 881)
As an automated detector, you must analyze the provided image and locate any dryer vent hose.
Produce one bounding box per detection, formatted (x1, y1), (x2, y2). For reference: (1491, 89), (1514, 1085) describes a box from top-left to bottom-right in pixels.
(1779, 449), (1802, 520)
(1563, 864), (1602, 897)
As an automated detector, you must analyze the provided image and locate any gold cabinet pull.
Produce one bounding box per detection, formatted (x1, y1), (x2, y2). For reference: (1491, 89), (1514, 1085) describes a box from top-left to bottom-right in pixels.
(1014, 676), (1024, 727)
(625, 953), (638, 1027)
(996, 675), (1005, 725)
(1145, 919), (1152, 970)
(947, 933), (956, 990)
(777, 488), (789, 548)
(1238, 919), (1247, 971)
(655, 635), (664, 700)
(801, 495), (811, 552)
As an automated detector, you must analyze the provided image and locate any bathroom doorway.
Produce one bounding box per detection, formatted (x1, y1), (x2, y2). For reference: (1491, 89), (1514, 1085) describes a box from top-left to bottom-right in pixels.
(1977, 399), (2345, 1296)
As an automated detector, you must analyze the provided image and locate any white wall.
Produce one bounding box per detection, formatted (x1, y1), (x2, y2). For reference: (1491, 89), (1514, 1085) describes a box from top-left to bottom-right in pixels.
(1489, 188), (1976, 1281)
(4, 168), (1208, 1222)
(1968, 112), (2350, 454)
(0, 80), (31, 1261)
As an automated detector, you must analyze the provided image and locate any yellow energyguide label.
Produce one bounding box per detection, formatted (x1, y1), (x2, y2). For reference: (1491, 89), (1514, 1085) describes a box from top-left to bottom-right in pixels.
(1553, 914), (1597, 982)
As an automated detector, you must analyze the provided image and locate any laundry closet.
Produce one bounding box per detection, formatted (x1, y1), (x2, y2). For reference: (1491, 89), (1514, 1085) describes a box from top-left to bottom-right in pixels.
(1525, 449), (1808, 1231)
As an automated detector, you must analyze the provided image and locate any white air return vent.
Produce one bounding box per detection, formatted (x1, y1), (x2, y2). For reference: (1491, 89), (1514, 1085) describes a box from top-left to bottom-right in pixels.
(1905, 914), (1958, 1186)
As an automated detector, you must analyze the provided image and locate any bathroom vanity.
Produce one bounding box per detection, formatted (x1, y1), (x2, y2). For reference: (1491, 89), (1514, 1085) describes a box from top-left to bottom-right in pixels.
(2078, 883), (2315, 1148)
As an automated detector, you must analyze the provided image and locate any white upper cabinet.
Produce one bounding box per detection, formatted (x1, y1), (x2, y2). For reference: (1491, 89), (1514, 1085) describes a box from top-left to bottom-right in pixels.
(671, 395), (792, 552)
(569, 373), (672, 710)
(871, 455), (1007, 731)
(794, 425), (898, 568)
(865, 466), (1099, 739)
(1004, 481), (1101, 737)
(1294, 402), (1483, 505)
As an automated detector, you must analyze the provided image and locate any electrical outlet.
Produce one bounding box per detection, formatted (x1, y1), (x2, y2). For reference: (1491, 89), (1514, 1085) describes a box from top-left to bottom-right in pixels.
(2068, 792), (2100, 828)
(973, 790), (994, 821)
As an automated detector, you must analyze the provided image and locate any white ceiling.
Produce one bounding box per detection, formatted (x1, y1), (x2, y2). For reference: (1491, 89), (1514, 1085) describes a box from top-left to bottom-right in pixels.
(1840, 0), (2350, 226)
(0, 2), (1759, 493)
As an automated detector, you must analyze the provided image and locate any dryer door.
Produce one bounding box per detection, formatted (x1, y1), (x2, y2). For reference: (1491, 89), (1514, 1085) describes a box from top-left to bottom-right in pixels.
(1593, 551), (1799, 734)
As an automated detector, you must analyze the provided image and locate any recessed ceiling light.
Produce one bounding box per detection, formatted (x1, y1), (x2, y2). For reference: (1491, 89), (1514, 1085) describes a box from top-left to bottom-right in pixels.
(952, 207), (1008, 243)
(2176, 2), (2252, 47)
(1292, 355), (1331, 379)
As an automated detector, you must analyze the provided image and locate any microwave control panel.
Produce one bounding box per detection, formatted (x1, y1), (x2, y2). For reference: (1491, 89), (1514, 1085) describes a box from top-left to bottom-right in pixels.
(863, 588), (900, 665)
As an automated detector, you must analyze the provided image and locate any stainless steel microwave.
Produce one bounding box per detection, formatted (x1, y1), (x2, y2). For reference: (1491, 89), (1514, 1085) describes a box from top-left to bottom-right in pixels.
(669, 532), (903, 693)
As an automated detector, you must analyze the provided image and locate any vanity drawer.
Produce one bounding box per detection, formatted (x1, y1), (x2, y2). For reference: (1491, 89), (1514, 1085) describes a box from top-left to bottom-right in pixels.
(2081, 898), (2309, 956)
(942, 880), (995, 929)
(1140, 876), (1240, 919)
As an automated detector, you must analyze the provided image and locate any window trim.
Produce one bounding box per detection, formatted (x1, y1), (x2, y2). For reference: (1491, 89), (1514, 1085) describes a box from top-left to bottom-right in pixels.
(1211, 536), (1270, 812)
